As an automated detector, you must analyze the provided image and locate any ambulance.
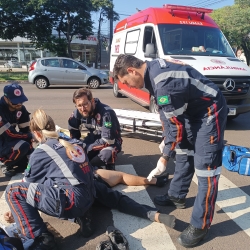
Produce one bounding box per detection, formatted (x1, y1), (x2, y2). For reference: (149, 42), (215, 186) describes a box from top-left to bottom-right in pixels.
(109, 4), (250, 119)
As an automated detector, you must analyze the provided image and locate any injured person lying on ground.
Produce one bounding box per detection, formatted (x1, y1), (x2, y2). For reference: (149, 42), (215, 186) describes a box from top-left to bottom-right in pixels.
(4, 109), (174, 250)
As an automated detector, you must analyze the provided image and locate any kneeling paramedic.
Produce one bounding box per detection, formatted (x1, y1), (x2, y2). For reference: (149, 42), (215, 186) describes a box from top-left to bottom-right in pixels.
(5, 109), (175, 250)
(68, 88), (122, 171)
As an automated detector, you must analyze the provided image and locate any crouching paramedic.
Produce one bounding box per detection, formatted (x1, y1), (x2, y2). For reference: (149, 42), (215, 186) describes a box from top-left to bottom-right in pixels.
(0, 83), (33, 177)
(5, 109), (175, 250)
(68, 88), (122, 170)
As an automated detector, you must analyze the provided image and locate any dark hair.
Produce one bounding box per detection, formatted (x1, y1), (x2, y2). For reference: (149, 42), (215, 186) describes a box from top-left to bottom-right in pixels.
(72, 88), (93, 103)
(113, 54), (144, 80)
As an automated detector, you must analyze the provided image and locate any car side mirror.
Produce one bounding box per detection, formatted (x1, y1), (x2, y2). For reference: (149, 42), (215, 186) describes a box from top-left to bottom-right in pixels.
(144, 43), (156, 58)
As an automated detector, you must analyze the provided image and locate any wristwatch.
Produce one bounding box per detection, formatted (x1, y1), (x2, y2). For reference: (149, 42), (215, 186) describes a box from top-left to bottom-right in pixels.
(162, 154), (170, 161)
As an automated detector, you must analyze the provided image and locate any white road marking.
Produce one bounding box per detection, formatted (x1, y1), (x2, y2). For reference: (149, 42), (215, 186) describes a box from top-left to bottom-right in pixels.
(1, 166), (250, 249)
(113, 164), (176, 250)
(193, 174), (250, 235)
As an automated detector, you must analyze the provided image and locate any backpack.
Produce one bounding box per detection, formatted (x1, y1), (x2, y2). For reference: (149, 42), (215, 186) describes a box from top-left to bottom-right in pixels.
(222, 144), (250, 176)
(0, 228), (24, 250)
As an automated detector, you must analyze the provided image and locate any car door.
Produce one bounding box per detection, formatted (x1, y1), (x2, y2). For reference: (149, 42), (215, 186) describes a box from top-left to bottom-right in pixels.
(40, 58), (65, 84)
(62, 59), (88, 84)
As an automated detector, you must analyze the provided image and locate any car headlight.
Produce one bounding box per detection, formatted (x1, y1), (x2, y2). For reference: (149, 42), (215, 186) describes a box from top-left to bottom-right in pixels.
(99, 71), (107, 75)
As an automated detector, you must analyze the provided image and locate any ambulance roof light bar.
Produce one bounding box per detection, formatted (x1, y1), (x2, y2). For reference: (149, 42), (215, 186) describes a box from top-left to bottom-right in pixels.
(163, 4), (213, 19)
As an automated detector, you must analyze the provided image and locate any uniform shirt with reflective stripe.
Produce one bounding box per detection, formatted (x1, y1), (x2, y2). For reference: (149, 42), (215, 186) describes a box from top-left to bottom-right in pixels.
(144, 60), (226, 157)
(24, 138), (95, 190)
(68, 98), (122, 148)
(0, 96), (31, 153)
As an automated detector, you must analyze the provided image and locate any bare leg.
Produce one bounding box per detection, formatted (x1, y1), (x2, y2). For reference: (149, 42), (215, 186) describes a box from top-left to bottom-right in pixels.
(95, 169), (157, 187)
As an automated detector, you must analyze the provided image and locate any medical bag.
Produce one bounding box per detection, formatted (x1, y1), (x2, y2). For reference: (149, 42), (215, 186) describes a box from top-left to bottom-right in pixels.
(222, 144), (250, 176)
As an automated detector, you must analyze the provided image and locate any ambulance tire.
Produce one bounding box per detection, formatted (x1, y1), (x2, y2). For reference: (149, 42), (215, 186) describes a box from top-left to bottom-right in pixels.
(149, 95), (158, 113)
(113, 81), (122, 97)
(227, 114), (239, 121)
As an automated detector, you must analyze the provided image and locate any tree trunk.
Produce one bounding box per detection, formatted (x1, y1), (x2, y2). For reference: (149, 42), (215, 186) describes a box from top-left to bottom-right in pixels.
(66, 12), (72, 58)
(95, 12), (102, 68)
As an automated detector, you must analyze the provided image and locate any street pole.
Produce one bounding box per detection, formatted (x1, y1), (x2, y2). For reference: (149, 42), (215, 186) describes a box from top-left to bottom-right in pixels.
(109, 0), (113, 58)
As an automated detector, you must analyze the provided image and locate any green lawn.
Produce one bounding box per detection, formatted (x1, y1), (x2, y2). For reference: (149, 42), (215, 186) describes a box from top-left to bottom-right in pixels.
(0, 72), (28, 81)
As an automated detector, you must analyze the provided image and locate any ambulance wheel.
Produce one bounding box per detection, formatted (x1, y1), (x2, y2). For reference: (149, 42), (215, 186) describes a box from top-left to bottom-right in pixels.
(113, 81), (122, 97)
(149, 96), (158, 113)
(227, 115), (239, 121)
(35, 77), (49, 89)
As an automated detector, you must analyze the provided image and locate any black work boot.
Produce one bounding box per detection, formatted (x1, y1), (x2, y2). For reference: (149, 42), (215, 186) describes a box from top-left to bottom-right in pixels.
(105, 163), (115, 171)
(28, 231), (57, 250)
(1, 164), (16, 177)
(155, 173), (169, 187)
(75, 209), (95, 238)
(178, 224), (208, 248)
(154, 194), (186, 208)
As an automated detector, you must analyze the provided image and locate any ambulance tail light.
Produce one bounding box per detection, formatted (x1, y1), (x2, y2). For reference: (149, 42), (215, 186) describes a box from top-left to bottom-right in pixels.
(163, 4), (213, 14)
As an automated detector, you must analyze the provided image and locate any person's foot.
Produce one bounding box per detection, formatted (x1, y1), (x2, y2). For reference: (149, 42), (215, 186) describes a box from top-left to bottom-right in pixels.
(28, 231), (57, 250)
(155, 173), (169, 187)
(154, 194), (186, 208)
(178, 224), (208, 248)
(158, 214), (176, 228)
(106, 226), (129, 250)
(75, 209), (95, 238)
(105, 164), (115, 171)
(96, 239), (114, 250)
(1, 165), (16, 177)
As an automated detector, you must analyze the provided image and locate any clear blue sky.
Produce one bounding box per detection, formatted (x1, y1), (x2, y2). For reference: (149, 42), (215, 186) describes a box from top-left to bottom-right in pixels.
(92, 0), (235, 34)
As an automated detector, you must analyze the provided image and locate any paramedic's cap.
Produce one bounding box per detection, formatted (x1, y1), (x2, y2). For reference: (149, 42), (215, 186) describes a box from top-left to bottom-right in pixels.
(4, 83), (28, 104)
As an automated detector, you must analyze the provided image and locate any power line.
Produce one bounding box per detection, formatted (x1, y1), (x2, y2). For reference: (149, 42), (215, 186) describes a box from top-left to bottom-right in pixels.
(189, 0), (229, 7)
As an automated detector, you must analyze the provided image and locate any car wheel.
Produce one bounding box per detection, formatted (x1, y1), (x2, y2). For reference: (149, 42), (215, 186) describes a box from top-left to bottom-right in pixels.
(88, 77), (100, 89)
(35, 77), (49, 89)
(227, 114), (239, 121)
(113, 81), (122, 97)
(149, 95), (158, 113)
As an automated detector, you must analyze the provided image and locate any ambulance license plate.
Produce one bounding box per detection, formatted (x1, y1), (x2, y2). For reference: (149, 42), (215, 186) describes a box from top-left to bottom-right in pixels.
(228, 108), (236, 116)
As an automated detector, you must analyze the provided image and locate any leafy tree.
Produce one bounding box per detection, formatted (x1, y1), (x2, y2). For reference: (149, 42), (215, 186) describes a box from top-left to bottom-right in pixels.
(0, 0), (93, 58)
(91, 0), (119, 67)
(211, 4), (250, 65)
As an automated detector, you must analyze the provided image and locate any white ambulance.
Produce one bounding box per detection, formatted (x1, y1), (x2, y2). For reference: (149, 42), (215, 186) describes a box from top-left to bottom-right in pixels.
(109, 4), (250, 119)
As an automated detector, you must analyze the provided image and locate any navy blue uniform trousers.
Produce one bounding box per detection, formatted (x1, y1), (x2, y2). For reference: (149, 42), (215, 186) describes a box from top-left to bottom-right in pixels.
(168, 110), (227, 229)
(6, 179), (156, 239)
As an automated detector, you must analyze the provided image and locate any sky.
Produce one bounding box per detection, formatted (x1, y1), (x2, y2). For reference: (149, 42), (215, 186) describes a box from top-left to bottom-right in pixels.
(92, 0), (235, 35)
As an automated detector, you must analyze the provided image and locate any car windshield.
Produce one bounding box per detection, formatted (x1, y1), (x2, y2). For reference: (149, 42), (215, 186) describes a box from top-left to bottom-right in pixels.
(158, 24), (235, 57)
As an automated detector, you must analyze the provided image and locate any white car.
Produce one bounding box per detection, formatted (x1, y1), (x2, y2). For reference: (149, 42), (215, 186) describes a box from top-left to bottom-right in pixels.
(28, 57), (109, 89)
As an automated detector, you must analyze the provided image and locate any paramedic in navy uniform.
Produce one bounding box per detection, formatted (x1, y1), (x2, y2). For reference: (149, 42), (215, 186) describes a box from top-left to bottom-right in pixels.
(5, 109), (175, 250)
(113, 54), (228, 248)
(0, 83), (33, 177)
(68, 88), (122, 171)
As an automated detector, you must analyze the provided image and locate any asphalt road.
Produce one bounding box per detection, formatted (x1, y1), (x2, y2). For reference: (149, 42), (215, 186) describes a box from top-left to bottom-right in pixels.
(1, 82), (250, 250)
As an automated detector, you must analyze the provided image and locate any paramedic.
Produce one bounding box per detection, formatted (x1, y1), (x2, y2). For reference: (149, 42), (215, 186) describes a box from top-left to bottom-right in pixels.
(5, 109), (175, 250)
(68, 88), (122, 171)
(0, 83), (33, 177)
(113, 54), (228, 248)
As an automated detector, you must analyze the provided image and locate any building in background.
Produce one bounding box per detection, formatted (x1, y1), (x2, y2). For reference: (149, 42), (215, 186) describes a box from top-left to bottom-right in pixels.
(0, 33), (110, 68)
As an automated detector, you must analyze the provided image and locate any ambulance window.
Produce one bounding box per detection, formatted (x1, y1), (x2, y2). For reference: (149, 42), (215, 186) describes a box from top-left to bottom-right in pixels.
(143, 27), (157, 52)
(125, 29), (140, 55)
